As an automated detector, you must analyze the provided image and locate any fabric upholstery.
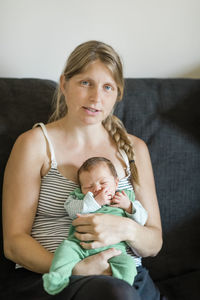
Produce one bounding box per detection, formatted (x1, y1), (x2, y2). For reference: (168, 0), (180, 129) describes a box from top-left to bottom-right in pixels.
(0, 78), (55, 280)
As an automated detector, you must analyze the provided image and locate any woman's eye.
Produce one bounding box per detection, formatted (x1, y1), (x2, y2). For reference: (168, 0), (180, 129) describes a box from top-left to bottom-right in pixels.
(81, 80), (90, 86)
(104, 85), (112, 91)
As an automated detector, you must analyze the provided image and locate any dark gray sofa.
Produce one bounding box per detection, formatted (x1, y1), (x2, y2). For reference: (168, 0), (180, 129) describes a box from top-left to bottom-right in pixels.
(0, 77), (200, 300)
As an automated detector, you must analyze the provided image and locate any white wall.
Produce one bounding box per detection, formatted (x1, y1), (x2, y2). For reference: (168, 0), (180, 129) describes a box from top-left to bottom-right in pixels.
(1, 0), (200, 82)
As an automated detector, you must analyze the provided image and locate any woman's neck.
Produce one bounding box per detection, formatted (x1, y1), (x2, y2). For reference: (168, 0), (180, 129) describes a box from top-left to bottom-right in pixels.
(57, 116), (109, 146)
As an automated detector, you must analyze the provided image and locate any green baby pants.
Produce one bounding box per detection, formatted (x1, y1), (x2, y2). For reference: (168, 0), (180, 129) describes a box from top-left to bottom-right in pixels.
(43, 239), (137, 295)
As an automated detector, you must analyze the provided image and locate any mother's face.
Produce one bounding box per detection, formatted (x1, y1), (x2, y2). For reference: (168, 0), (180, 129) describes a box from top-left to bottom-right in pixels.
(60, 60), (118, 125)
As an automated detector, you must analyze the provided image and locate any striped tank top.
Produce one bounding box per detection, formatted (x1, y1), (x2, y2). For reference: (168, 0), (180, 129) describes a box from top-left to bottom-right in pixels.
(30, 123), (142, 267)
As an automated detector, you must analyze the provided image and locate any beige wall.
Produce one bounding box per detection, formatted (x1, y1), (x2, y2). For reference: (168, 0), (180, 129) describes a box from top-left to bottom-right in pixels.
(1, 0), (200, 81)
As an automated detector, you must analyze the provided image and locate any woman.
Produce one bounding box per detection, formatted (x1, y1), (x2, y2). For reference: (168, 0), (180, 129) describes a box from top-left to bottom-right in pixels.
(2, 40), (163, 299)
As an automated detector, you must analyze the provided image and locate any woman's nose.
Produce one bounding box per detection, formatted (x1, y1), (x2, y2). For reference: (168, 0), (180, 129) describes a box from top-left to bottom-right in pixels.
(89, 86), (101, 103)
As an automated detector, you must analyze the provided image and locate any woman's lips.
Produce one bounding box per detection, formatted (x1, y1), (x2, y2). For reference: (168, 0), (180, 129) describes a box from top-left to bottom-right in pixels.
(83, 106), (101, 114)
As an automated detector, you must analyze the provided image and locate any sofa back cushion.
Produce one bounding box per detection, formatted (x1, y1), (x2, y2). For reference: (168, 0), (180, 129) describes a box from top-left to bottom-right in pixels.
(114, 78), (200, 281)
(0, 78), (56, 279)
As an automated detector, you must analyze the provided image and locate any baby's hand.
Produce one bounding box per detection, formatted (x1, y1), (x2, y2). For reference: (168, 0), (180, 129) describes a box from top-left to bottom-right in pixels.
(95, 188), (112, 206)
(111, 191), (132, 213)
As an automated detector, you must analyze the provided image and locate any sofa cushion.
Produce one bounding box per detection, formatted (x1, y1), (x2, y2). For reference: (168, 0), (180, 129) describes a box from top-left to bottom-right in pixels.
(114, 78), (200, 281)
(0, 78), (56, 279)
(156, 269), (200, 300)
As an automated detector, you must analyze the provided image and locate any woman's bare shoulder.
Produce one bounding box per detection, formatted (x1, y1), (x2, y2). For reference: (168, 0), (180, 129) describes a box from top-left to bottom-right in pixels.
(10, 126), (47, 163)
(15, 126), (45, 147)
(128, 134), (149, 155)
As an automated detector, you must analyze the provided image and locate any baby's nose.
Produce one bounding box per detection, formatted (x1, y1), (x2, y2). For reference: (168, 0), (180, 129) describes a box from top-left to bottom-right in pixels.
(93, 183), (101, 193)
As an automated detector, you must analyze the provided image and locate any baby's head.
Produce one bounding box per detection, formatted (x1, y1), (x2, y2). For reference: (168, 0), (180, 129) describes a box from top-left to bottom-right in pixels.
(78, 157), (119, 198)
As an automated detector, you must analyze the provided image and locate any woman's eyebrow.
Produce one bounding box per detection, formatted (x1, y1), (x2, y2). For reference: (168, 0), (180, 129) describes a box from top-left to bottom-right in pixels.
(76, 75), (93, 81)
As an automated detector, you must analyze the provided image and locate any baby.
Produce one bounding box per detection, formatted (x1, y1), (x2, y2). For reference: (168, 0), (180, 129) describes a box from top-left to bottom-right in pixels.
(43, 157), (148, 295)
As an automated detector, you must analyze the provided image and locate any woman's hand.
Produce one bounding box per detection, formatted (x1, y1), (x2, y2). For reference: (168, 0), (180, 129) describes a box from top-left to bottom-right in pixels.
(72, 248), (121, 276)
(72, 213), (131, 249)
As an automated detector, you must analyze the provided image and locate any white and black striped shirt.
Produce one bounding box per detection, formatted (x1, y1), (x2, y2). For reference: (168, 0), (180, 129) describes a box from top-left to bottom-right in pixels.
(20, 123), (142, 267)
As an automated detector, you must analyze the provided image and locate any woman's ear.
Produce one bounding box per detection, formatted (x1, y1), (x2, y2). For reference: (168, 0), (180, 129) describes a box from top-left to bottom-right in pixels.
(60, 74), (66, 93)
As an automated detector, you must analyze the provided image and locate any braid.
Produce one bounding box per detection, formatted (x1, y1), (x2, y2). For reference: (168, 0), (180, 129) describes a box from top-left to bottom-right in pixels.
(103, 115), (139, 186)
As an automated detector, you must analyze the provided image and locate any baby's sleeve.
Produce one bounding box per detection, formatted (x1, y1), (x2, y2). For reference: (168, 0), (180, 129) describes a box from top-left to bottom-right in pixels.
(64, 191), (101, 219)
(125, 200), (148, 226)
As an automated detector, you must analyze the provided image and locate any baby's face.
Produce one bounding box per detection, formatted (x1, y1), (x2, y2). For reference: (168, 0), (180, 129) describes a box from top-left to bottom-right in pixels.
(79, 163), (118, 198)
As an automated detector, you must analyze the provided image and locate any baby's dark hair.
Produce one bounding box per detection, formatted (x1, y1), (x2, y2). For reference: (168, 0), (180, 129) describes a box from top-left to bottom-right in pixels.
(77, 157), (118, 184)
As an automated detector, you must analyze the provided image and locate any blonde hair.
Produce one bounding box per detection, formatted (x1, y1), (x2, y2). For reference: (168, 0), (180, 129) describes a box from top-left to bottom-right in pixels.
(49, 40), (139, 185)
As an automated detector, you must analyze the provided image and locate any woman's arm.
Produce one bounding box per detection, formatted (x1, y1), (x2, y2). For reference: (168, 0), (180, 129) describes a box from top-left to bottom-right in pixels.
(72, 137), (163, 257)
(127, 136), (163, 257)
(3, 128), (121, 276)
(2, 129), (53, 274)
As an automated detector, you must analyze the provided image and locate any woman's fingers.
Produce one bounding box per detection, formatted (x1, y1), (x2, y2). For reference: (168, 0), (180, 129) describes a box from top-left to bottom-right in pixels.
(72, 214), (92, 226)
(80, 240), (117, 249)
(75, 225), (95, 233)
(72, 248), (121, 276)
(72, 213), (102, 227)
(73, 213), (127, 249)
(73, 215), (101, 244)
(99, 248), (122, 260)
(74, 232), (94, 242)
(80, 241), (100, 249)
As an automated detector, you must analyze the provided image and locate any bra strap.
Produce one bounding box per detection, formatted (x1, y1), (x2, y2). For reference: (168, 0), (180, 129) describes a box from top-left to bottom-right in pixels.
(118, 149), (131, 176)
(33, 122), (57, 168)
